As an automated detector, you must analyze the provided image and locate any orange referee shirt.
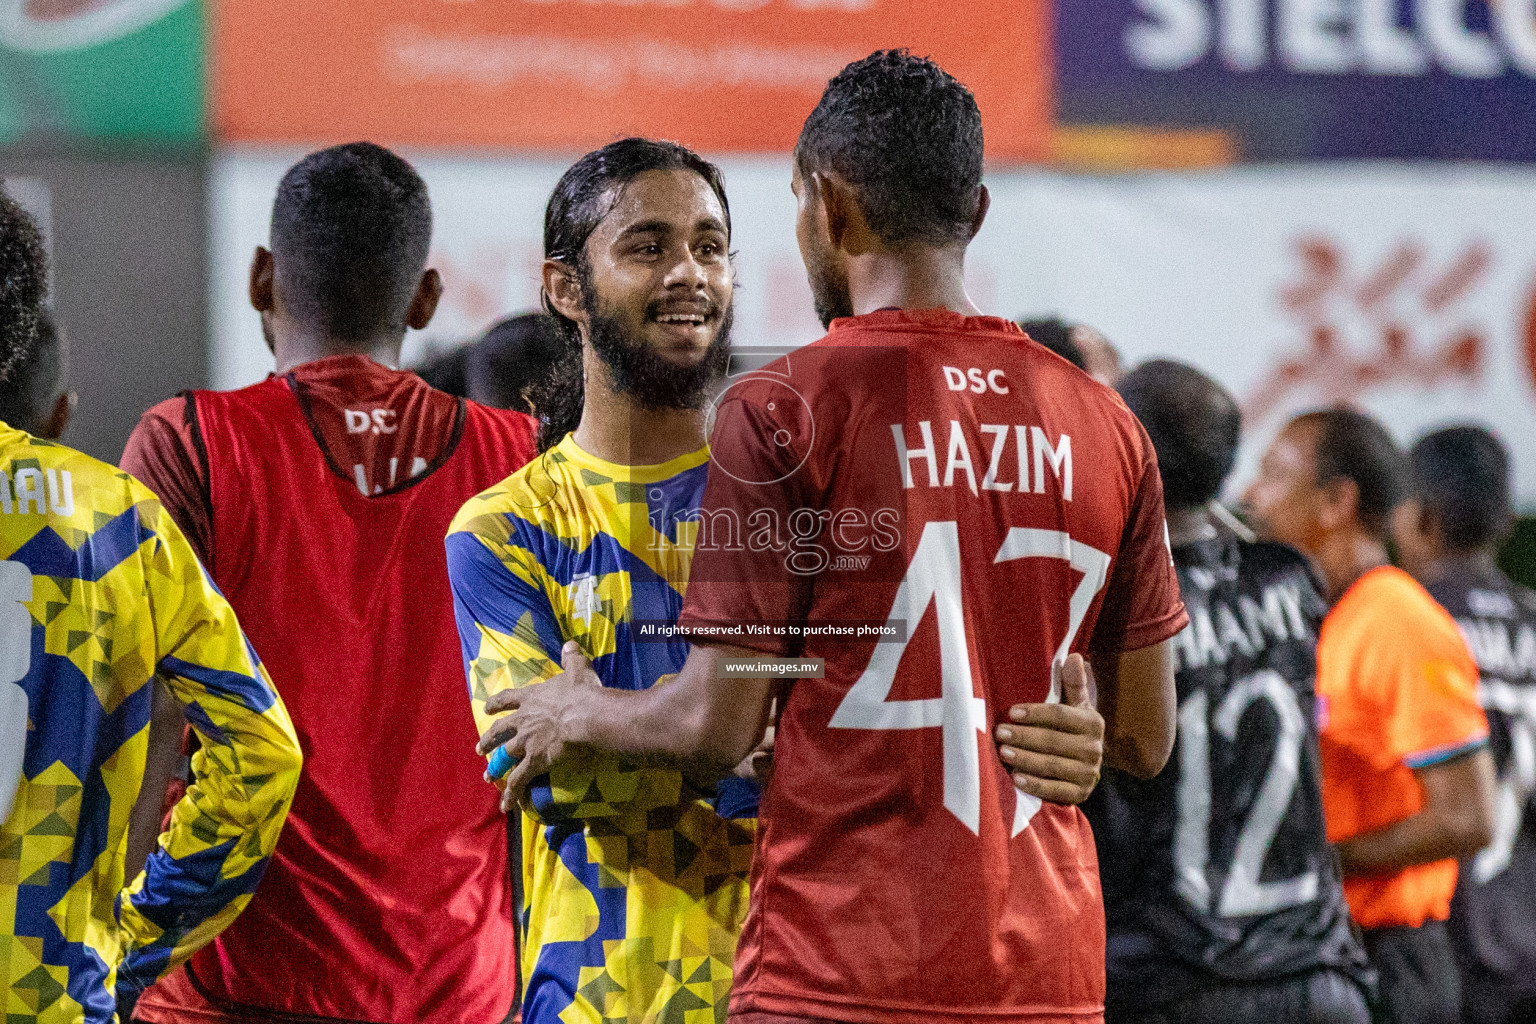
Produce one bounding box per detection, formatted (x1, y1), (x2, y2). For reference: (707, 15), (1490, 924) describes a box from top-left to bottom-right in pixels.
(1317, 565), (1489, 929)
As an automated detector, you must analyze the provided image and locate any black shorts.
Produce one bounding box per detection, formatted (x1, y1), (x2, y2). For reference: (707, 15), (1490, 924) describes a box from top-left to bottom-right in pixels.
(1362, 921), (1460, 1024)
(1106, 967), (1372, 1024)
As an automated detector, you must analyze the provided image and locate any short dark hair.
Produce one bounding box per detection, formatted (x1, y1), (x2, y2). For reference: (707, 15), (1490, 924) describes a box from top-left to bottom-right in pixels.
(0, 306), (63, 434)
(1409, 426), (1511, 551)
(413, 345), (469, 399)
(1018, 317), (1087, 372)
(468, 313), (565, 414)
(1296, 408), (1409, 537)
(0, 187), (48, 386)
(1118, 359), (1241, 508)
(536, 137), (731, 452)
(796, 49), (984, 246)
(270, 142), (432, 343)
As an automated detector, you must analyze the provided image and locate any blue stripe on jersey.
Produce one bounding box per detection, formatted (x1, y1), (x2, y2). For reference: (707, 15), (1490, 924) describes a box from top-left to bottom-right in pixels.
(1403, 733), (1490, 769)
(445, 530), (566, 663)
(506, 513), (679, 592)
(645, 462), (710, 545)
(522, 821), (628, 1021)
(7, 506), (155, 581)
(159, 655), (275, 715)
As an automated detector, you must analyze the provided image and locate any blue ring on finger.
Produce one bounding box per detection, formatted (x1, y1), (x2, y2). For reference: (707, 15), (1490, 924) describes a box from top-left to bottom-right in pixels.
(487, 746), (520, 780)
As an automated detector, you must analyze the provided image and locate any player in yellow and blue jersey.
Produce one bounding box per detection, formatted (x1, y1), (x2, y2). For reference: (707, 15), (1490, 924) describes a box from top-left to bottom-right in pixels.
(446, 139), (756, 1023)
(0, 187), (303, 1023)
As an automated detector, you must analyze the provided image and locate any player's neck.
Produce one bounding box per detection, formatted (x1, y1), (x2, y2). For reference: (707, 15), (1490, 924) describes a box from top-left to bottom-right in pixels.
(1316, 527), (1391, 604)
(572, 376), (707, 469)
(273, 330), (401, 375)
(1420, 547), (1500, 588)
(847, 246), (983, 319)
(1166, 506), (1216, 547)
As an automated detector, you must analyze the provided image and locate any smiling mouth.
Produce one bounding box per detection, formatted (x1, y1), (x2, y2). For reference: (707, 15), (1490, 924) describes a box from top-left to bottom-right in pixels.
(654, 312), (709, 327)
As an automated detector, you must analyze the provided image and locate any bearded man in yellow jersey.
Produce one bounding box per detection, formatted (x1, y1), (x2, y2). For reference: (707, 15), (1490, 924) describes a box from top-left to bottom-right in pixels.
(446, 139), (755, 1024)
(0, 190), (302, 1023)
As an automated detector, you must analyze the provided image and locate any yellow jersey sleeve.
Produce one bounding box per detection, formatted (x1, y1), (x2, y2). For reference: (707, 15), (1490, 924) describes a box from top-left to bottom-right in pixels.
(115, 493), (303, 994)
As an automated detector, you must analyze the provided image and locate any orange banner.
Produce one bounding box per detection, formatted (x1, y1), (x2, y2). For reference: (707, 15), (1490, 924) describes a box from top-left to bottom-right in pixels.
(211, 0), (1051, 160)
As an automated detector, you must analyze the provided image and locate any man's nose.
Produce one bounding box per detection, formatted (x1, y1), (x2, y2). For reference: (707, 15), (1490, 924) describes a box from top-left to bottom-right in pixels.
(664, 250), (709, 291)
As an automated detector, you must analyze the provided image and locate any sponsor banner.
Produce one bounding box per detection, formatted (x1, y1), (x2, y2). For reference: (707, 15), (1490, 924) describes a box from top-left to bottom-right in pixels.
(0, 0), (202, 144)
(210, 153), (1536, 503)
(977, 165), (1536, 505)
(210, 0), (1049, 158)
(1058, 0), (1536, 160)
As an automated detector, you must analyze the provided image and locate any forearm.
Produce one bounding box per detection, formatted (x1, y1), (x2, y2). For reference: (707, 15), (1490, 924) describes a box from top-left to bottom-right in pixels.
(1339, 750), (1496, 875)
(118, 724), (301, 990)
(1091, 640), (1176, 779)
(570, 645), (772, 775)
(1338, 812), (1478, 875)
(123, 678), (184, 880)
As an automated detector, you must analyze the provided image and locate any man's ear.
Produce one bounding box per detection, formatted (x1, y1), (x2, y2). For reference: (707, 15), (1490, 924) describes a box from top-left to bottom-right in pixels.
(249, 247), (275, 313)
(1317, 477), (1360, 532)
(1415, 499), (1439, 543)
(405, 268), (443, 331)
(40, 390), (72, 441)
(813, 171), (851, 252)
(967, 185), (991, 241)
(542, 259), (585, 326)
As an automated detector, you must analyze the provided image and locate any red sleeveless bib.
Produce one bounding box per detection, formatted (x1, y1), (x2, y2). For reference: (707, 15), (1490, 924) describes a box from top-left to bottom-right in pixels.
(173, 359), (534, 1024)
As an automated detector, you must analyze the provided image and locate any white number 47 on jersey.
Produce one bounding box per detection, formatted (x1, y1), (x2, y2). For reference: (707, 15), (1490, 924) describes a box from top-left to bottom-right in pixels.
(830, 521), (1110, 836)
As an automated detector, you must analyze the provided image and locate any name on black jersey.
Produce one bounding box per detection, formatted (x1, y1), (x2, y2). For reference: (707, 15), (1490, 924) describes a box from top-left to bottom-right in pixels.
(891, 421), (1072, 500)
(1172, 581), (1312, 673)
(1458, 613), (1536, 681)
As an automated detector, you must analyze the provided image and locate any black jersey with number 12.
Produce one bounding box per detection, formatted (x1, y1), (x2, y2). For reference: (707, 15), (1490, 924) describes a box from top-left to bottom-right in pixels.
(1084, 533), (1369, 1010)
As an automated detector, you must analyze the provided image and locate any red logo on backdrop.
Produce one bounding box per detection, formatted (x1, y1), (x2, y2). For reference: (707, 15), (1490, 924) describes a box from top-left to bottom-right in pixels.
(1524, 279), (1536, 390)
(1244, 237), (1490, 423)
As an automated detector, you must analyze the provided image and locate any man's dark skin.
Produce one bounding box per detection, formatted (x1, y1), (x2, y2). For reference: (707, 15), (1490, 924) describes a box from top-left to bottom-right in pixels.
(122, 243), (445, 880)
(478, 162), (1178, 810)
(1391, 485), (1500, 598)
(1243, 418), (1495, 875)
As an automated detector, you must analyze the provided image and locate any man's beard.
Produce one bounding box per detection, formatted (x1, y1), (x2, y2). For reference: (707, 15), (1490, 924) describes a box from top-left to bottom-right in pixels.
(587, 300), (733, 411)
(805, 245), (853, 330)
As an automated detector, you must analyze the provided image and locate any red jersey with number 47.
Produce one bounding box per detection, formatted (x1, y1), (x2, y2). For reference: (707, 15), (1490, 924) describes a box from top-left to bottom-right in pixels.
(676, 310), (1187, 1024)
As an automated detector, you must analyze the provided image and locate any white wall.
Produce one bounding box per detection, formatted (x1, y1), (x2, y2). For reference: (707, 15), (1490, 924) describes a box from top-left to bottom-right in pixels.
(211, 153), (1536, 504)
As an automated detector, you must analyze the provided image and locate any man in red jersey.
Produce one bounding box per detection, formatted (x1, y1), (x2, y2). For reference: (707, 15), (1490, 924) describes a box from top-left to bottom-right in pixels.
(121, 143), (538, 1024)
(480, 51), (1184, 1024)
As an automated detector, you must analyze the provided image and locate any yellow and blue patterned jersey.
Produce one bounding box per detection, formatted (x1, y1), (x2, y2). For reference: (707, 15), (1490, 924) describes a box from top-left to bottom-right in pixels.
(447, 434), (757, 1024)
(0, 423), (302, 1023)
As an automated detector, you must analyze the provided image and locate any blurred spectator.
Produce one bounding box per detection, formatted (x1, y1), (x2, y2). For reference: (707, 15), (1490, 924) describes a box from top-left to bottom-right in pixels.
(1017, 315), (1123, 386)
(0, 305), (72, 438)
(414, 342), (469, 399)
(1088, 361), (1372, 1024)
(1394, 425), (1536, 1024)
(1244, 408), (1496, 1024)
(416, 311), (564, 413)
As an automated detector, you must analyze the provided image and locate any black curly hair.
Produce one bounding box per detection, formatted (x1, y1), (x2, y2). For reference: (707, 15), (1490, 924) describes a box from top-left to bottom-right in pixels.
(1409, 426), (1512, 552)
(1118, 359), (1241, 509)
(0, 187), (48, 387)
(529, 138), (731, 453)
(795, 49), (984, 246)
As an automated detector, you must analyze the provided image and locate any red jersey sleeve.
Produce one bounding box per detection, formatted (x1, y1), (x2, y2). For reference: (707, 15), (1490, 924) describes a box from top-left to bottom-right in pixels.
(120, 394), (214, 569)
(1089, 441), (1187, 654)
(678, 373), (823, 656)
